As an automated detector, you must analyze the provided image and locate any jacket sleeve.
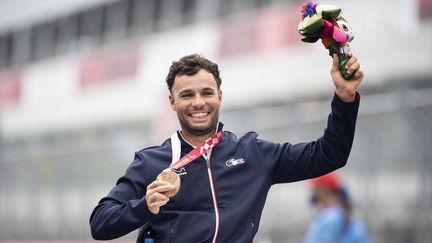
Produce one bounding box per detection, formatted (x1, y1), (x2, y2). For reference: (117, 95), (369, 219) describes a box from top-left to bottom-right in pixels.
(89, 152), (157, 240)
(264, 93), (360, 184)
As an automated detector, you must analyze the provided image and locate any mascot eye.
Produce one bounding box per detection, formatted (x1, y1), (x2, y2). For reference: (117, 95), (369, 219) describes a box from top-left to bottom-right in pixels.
(341, 24), (349, 32)
(336, 19), (354, 42)
(337, 20), (351, 32)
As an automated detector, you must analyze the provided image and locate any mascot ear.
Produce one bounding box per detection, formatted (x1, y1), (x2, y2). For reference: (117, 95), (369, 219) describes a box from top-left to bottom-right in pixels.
(318, 4), (342, 19)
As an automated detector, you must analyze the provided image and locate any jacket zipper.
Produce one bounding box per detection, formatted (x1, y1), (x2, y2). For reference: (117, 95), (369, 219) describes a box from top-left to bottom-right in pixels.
(169, 222), (175, 243)
(204, 151), (219, 243)
(173, 130), (221, 242)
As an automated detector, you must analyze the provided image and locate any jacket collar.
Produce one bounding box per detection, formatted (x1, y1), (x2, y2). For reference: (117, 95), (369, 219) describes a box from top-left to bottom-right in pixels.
(170, 122), (224, 165)
(177, 122), (224, 147)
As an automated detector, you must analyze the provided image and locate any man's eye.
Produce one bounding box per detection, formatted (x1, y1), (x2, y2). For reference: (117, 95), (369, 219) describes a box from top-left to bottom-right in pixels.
(203, 92), (214, 97)
(180, 93), (192, 98)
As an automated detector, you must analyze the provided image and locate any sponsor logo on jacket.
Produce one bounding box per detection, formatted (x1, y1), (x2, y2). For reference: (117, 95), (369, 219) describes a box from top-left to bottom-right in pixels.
(225, 158), (245, 167)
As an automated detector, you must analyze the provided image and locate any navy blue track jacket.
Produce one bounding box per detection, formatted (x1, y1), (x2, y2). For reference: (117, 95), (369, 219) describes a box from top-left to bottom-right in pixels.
(90, 94), (360, 242)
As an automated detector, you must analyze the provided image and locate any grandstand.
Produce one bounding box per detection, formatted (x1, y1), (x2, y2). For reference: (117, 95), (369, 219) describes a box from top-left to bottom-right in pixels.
(0, 0), (431, 242)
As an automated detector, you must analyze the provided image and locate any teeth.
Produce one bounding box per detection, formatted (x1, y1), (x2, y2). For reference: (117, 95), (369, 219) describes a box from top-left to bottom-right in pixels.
(191, 112), (208, 118)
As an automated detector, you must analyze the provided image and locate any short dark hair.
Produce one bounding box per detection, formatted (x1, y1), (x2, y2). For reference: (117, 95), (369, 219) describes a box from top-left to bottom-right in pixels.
(166, 54), (222, 93)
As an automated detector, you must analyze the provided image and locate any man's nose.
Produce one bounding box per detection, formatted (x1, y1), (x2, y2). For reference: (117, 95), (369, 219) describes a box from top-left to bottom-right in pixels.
(192, 94), (205, 107)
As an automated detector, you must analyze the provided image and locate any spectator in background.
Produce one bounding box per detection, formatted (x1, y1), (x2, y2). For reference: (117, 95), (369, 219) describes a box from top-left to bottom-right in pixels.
(303, 172), (371, 243)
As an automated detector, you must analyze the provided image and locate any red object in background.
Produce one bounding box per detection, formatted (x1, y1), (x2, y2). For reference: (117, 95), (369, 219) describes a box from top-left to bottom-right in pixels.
(310, 172), (341, 190)
(254, 6), (300, 53)
(218, 18), (256, 58)
(218, 5), (300, 58)
(419, 0), (432, 19)
(0, 71), (21, 109)
(80, 46), (140, 88)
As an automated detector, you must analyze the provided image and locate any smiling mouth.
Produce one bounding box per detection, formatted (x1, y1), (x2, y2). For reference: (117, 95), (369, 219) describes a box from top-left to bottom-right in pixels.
(189, 112), (209, 119)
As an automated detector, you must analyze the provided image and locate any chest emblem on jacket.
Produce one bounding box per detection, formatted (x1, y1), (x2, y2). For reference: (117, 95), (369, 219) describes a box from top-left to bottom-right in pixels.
(225, 158), (245, 167)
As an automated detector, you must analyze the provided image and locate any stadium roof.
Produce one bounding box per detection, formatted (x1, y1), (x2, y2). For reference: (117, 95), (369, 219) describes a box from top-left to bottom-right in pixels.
(0, 0), (119, 33)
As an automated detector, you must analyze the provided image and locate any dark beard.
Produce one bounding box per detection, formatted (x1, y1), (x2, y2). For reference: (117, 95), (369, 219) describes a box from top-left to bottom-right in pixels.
(179, 113), (219, 137)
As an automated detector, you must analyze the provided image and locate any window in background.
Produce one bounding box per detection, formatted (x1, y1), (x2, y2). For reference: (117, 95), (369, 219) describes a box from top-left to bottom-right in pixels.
(151, 0), (164, 32)
(78, 7), (105, 49)
(31, 23), (56, 61)
(104, 0), (129, 43)
(219, 0), (257, 17)
(0, 34), (12, 70)
(11, 28), (32, 67)
(194, 0), (219, 22)
(55, 15), (79, 55)
(154, 0), (182, 32)
(181, 0), (197, 25)
(127, 0), (155, 36)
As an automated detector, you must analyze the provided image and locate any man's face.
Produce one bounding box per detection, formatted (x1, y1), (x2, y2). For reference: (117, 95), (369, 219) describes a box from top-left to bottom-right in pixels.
(169, 69), (222, 137)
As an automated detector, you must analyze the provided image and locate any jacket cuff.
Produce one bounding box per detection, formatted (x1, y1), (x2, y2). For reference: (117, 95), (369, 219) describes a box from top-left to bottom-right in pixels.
(133, 198), (159, 223)
(354, 91), (361, 102)
(332, 91), (360, 115)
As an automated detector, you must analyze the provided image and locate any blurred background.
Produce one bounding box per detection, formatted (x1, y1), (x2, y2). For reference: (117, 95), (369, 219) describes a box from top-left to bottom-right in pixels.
(0, 0), (431, 242)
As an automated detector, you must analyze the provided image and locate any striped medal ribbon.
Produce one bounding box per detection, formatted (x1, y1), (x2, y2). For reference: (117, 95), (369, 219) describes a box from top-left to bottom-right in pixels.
(156, 131), (223, 197)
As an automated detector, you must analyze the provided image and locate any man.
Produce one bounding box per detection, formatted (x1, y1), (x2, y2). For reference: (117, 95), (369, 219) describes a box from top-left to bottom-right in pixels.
(90, 53), (363, 242)
(303, 172), (371, 243)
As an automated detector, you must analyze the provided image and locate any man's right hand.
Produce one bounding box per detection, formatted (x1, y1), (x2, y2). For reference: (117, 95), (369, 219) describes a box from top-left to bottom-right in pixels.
(145, 180), (175, 214)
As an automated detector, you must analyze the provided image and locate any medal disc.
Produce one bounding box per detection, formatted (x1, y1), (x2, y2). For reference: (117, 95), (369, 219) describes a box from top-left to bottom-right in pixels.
(156, 170), (180, 197)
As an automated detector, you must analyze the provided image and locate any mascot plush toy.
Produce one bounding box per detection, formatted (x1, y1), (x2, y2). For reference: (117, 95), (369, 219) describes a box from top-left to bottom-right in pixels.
(298, 1), (354, 79)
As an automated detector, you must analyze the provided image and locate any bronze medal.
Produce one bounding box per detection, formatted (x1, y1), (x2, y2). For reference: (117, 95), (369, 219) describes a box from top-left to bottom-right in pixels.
(156, 170), (181, 197)
(156, 131), (222, 198)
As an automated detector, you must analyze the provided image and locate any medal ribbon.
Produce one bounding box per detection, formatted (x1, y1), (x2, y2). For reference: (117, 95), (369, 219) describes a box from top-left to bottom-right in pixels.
(169, 131), (223, 170)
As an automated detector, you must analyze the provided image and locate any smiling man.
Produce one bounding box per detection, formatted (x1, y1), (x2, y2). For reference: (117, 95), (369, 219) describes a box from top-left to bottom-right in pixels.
(90, 53), (363, 243)
(168, 67), (222, 146)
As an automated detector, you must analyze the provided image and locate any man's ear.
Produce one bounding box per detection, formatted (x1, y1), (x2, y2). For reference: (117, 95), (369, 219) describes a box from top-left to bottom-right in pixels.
(169, 95), (176, 111)
(218, 90), (223, 101)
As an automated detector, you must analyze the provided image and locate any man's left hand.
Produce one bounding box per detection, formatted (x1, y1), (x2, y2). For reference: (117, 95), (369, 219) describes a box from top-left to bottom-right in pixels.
(331, 53), (364, 102)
